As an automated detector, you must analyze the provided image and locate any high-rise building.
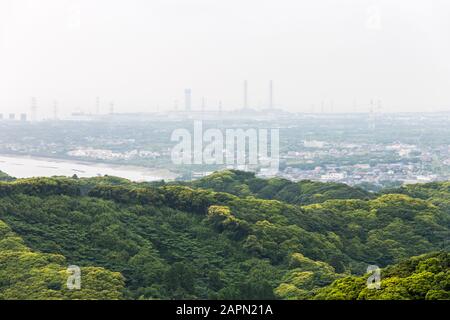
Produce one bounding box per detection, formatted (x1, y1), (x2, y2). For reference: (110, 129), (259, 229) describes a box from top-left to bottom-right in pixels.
(185, 89), (192, 112)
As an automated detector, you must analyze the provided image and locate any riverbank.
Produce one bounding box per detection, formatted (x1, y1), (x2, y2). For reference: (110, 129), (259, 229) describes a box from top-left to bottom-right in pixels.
(0, 154), (178, 182)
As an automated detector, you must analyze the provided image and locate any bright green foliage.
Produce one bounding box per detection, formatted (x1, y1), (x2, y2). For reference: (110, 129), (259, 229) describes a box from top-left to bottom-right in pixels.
(313, 252), (450, 300)
(0, 220), (124, 299)
(186, 170), (373, 205)
(0, 171), (447, 299)
(275, 253), (340, 299)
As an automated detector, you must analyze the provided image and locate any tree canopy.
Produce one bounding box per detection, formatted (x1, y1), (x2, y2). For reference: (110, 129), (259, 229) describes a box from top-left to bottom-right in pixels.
(0, 170), (447, 299)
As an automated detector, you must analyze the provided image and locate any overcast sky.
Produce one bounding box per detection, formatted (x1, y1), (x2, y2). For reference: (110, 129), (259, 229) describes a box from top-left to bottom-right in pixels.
(0, 0), (449, 117)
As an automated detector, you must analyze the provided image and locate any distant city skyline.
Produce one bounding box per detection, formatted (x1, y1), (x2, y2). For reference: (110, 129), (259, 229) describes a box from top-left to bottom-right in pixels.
(1, 0), (450, 117)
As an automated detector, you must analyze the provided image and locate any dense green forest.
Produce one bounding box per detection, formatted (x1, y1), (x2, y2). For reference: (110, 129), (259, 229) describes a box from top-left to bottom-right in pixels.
(313, 252), (449, 300)
(0, 170), (448, 299)
(178, 170), (374, 205)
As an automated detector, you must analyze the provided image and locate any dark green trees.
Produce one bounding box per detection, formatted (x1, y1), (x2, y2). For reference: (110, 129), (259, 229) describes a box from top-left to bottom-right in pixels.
(0, 220), (125, 299)
(0, 171), (447, 300)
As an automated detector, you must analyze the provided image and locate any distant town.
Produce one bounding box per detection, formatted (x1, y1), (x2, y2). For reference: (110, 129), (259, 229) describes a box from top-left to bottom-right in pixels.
(1, 101), (450, 191)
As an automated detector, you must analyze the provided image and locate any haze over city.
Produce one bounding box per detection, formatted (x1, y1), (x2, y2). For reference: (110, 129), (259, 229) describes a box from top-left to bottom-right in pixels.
(0, 0), (450, 305)
(1, 0), (450, 117)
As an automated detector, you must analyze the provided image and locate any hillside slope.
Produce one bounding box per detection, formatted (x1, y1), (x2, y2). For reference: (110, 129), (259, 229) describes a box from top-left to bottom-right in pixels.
(0, 171), (447, 299)
(0, 170), (14, 182)
(312, 252), (450, 300)
(0, 219), (124, 299)
(178, 170), (374, 205)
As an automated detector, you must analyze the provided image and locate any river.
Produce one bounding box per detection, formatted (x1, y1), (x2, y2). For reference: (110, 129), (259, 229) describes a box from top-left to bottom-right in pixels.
(0, 154), (178, 182)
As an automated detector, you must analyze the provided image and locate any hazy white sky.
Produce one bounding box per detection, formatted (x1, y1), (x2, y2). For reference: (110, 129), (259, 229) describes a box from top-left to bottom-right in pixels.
(0, 0), (449, 116)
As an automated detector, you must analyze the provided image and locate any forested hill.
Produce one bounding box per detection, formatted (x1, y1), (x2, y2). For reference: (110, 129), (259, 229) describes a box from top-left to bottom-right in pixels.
(313, 252), (450, 300)
(0, 170), (14, 182)
(0, 171), (448, 299)
(178, 170), (374, 205)
(0, 220), (124, 299)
